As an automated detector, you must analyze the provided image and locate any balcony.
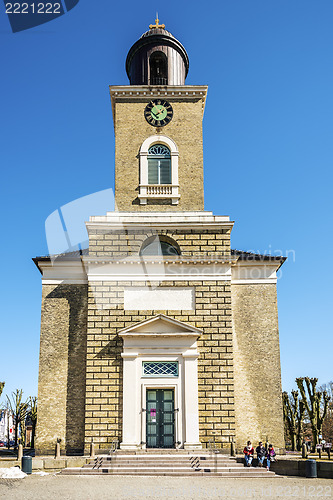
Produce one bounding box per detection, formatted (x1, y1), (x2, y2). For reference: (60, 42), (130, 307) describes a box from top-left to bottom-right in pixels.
(138, 184), (179, 205)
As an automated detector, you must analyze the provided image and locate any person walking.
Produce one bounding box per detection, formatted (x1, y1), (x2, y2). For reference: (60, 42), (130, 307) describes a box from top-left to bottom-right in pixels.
(266, 444), (276, 471)
(243, 441), (254, 467)
(256, 441), (266, 467)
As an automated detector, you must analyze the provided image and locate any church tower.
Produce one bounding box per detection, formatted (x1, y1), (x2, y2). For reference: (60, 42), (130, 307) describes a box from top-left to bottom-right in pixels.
(34, 19), (285, 456)
(111, 17), (205, 210)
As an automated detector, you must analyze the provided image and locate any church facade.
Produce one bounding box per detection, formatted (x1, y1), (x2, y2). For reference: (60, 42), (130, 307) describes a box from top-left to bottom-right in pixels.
(34, 20), (285, 455)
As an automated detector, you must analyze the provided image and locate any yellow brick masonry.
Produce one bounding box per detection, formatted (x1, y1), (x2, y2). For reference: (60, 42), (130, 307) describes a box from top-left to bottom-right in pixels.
(113, 98), (205, 211)
(84, 279), (234, 453)
(36, 284), (88, 455)
(88, 229), (231, 258)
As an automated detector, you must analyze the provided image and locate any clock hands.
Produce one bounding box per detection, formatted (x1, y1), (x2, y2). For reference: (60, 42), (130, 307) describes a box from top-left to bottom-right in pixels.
(152, 106), (165, 119)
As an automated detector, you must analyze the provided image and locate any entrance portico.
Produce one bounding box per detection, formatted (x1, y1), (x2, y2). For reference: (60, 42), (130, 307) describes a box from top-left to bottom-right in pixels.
(119, 314), (202, 450)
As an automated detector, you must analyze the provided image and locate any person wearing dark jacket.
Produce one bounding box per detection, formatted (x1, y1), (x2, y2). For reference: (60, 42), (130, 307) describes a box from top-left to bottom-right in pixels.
(256, 441), (266, 467)
(243, 441), (254, 467)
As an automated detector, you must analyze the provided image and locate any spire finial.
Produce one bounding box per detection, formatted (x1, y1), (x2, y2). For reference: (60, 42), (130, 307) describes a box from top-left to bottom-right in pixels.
(149, 14), (165, 30)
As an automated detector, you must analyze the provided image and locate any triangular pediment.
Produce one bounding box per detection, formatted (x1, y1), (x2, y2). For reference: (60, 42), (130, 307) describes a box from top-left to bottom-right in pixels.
(118, 314), (201, 338)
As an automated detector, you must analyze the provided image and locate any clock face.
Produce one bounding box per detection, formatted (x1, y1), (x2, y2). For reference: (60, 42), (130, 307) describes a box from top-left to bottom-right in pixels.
(144, 99), (173, 127)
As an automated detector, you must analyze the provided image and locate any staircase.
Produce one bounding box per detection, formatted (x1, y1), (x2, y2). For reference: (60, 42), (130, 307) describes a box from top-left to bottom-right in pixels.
(60, 451), (276, 477)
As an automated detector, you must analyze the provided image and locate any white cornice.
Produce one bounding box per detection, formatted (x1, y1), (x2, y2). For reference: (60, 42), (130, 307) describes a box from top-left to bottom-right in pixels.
(231, 260), (279, 284)
(37, 260), (87, 285)
(82, 256), (235, 265)
(118, 314), (202, 338)
(86, 210), (233, 232)
(109, 84), (208, 103)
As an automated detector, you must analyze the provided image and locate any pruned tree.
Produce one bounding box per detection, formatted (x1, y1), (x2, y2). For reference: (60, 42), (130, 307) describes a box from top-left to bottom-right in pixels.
(29, 396), (37, 449)
(296, 377), (331, 450)
(282, 390), (305, 451)
(319, 381), (333, 443)
(6, 389), (29, 448)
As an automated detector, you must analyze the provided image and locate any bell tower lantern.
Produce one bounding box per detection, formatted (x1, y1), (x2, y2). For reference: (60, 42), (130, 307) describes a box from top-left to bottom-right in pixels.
(126, 17), (189, 86)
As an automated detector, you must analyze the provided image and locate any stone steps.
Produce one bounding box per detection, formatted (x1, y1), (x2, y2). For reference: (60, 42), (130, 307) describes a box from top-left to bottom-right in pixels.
(60, 453), (276, 477)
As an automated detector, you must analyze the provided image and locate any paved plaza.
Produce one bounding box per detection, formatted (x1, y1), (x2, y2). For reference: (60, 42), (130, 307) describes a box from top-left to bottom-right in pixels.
(0, 474), (332, 500)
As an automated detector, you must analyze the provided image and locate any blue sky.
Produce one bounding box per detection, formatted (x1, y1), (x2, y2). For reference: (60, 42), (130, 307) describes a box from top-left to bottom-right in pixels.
(1, 0), (332, 403)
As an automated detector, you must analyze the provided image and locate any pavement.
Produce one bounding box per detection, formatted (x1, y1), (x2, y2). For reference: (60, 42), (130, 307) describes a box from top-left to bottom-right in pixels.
(0, 474), (332, 499)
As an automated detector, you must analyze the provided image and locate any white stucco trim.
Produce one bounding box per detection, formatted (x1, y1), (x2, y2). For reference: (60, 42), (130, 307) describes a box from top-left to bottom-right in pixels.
(86, 210), (233, 231)
(231, 260), (280, 284)
(85, 261), (232, 282)
(124, 287), (194, 311)
(37, 260), (87, 284)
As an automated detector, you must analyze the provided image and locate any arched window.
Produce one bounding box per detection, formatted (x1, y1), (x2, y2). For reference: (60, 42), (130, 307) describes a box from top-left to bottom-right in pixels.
(149, 51), (168, 85)
(138, 135), (179, 205)
(148, 144), (171, 185)
(140, 236), (180, 256)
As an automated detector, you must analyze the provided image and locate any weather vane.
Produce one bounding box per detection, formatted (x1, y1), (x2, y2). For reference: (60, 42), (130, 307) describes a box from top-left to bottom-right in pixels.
(149, 12), (165, 30)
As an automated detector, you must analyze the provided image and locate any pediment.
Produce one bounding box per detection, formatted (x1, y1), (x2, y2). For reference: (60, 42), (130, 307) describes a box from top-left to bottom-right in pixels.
(118, 314), (201, 338)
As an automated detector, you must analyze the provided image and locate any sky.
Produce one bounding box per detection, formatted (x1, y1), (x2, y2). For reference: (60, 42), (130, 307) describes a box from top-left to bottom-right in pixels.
(1, 0), (332, 403)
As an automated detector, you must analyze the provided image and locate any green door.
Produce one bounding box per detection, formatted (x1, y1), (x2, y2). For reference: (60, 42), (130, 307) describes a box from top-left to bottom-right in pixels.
(146, 389), (175, 448)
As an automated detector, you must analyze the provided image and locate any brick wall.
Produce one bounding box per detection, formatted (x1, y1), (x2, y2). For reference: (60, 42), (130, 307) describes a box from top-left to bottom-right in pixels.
(36, 284), (88, 455)
(88, 228), (231, 258)
(85, 279), (234, 452)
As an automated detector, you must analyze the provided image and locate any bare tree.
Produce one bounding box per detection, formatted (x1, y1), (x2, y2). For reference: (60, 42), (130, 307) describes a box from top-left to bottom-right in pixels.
(296, 377), (330, 450)
(29, 397), (37, 449)
(6, 389), (29, 448)
(283, 390), (305, 451)
(319, 381), (333, 443)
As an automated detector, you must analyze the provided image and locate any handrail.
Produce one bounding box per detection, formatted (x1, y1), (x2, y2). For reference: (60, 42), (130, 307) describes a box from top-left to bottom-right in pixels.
(109, 437), (119, 455)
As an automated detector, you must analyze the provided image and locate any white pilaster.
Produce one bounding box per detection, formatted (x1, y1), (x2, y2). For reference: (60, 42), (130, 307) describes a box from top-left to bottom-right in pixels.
(183, 353), (202, 449)
(120, 354), (140, 450)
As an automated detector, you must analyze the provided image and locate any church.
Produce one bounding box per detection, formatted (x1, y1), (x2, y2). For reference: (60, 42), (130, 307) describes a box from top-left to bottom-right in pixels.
(34, 19), (285, 455)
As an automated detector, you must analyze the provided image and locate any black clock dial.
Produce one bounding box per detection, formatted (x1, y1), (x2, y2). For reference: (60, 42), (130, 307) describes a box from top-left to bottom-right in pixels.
(144, 99), (173, 127)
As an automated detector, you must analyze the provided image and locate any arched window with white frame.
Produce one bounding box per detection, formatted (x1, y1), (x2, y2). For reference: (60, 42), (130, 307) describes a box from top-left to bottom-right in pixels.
(148, 144), (171, 185)
(138, 135), (179, 205)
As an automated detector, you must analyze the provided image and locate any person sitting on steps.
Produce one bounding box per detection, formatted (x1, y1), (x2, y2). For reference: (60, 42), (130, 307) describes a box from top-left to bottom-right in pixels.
(243, 441), (254, 467)
(266, 444), (276, 471)
(256, 441), (266, 467)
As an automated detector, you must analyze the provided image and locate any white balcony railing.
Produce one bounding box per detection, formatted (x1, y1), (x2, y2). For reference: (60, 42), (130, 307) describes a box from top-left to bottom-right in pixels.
(138, 184), (180, 205)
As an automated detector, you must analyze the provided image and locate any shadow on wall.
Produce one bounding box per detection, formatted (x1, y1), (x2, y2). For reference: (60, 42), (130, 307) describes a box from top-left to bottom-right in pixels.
(46, 284), (88, 455)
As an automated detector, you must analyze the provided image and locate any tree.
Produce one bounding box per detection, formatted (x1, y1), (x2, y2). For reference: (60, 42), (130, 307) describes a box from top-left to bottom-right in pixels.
(6, 389), (29, 448)
(319, 381), (333, 443)
(296, 377), (331, 450)
(29, 396), (37, 449)
(282, 390), (305, 451)
(0, 382), (4, 399)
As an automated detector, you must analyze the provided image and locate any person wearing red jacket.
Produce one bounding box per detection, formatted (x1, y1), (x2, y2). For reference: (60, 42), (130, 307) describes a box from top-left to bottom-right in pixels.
(243, 441), (254, 467)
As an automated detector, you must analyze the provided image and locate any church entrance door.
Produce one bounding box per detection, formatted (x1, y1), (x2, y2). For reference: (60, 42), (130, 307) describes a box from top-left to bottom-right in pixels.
(146, 389), (175, 448)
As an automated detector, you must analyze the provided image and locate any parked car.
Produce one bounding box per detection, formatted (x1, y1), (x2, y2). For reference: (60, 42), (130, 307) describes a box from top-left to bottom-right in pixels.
(0, 441), (5, 447)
